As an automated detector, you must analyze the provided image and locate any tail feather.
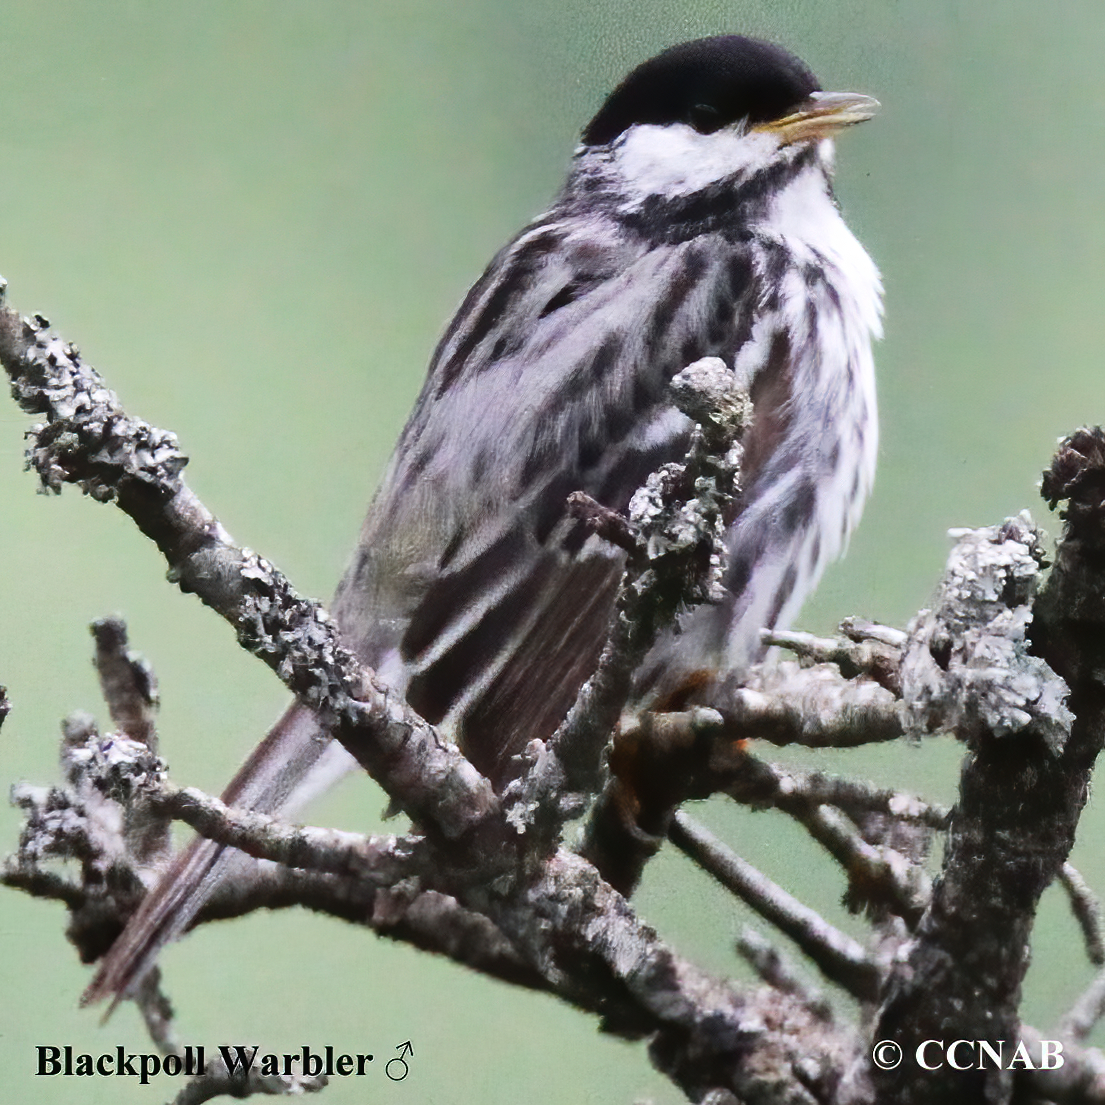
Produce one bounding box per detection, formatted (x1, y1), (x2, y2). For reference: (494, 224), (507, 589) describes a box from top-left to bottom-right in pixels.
(82, 700), (354, 1008)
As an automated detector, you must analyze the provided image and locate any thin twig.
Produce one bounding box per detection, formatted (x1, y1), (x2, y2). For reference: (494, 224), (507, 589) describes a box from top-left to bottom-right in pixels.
(669, 811), (882, 1002)
(150, 782), (424, 882)
(91, 616), (159, 751)
(1059, 862), (1105, 967)
(1057, 969), (1105, 1043)
(0, 864), (86, 910)
(795, 804), (930, 925)
(134, 967), (180, 1056)
(735, 926), (833, 1021)
(763, 622), (903, 693)
(725, 752), (949, 830)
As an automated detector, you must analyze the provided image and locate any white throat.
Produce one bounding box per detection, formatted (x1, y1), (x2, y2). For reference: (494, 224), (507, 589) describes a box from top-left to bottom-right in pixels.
(759, 165), (883, 337)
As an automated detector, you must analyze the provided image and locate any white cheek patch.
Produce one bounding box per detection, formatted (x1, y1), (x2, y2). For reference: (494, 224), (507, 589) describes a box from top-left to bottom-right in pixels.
(613, 123), (780, 208)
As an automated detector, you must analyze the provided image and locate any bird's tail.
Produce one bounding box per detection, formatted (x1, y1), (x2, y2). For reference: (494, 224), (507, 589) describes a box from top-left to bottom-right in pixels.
(82, 699), (355, 1010)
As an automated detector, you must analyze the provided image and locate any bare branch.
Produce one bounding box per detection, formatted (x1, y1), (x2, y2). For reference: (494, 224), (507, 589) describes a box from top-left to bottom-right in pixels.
(794, 804), (929, 925)
(726, 756), (949, 831)
(669, 811), (882, 1002)
(11, 715), (546, 991)
(91, 616), (159, 750)
(1059, 970), (1105, 1044)
(1060, 863), (1105, 967)
(575, 691), (932, 898)
(735, 927), (833, 1022)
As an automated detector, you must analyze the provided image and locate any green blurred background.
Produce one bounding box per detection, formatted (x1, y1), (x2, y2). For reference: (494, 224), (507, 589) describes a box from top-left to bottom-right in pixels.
(1, 1), (1103, 1101)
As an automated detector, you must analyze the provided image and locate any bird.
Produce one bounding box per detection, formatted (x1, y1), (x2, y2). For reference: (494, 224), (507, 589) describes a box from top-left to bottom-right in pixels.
(84, 34), (882, 1006)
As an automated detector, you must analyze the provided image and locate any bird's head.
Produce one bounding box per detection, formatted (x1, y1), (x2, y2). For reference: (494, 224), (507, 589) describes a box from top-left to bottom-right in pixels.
(577, 36), (877, 210)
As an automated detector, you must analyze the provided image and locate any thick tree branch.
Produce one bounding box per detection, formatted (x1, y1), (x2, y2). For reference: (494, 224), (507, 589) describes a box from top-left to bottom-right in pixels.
(872, 505), (1089, 1104)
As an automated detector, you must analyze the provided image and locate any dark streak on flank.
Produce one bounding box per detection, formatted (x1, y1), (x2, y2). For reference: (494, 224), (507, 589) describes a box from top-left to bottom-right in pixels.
(766, 563), (799, 629)
(780, 477), (816, 536)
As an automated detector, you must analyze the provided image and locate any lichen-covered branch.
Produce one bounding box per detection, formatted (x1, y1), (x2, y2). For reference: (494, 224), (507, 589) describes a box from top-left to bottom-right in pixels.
(871, 507), (1091, 1104)
(8, 714), (544, 993)
(2, 294), (877, 1103)
(507, 357), (749, 837)
(0, 302), (498, 849)
(7, 275), (1105, 1105)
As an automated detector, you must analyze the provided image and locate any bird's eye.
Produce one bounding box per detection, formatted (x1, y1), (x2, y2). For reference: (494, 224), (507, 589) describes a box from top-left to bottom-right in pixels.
(686, 103), (724, 134)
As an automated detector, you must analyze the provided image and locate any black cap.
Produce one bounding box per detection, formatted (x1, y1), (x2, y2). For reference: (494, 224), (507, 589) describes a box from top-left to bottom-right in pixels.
(582, 36), (820, 147)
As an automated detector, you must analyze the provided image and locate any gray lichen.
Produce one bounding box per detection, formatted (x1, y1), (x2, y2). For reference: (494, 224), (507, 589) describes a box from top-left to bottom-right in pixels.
(901, 512), (1072, 752)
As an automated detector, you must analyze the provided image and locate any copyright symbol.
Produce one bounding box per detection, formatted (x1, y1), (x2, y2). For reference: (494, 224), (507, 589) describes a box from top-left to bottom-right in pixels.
(872, 1040), (902, 1070)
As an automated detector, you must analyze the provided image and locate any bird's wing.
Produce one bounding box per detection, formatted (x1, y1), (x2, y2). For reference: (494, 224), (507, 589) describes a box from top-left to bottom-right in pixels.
(334, 218), (765, 783)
